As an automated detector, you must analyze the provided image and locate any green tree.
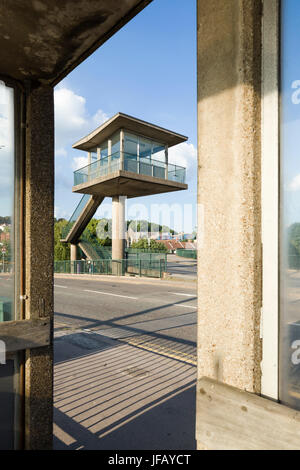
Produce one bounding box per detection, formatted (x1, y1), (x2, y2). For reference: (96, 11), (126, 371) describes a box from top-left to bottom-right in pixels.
(287, 223), (300, 268)
(54, 219), (70, 261)
(131, 238), (167, 252)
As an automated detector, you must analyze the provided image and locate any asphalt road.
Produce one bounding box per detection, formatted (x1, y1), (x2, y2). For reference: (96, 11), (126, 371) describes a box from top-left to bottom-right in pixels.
(54, 276), (197, 450)
(54, 276), (197, 344)
(166, 254), (197, 279)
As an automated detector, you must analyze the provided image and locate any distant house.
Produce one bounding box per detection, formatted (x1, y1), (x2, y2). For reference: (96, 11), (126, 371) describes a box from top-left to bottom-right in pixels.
(0, 230), (9, 242)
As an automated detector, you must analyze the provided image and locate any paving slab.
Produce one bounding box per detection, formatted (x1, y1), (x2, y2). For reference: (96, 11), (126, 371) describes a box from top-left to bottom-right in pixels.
(53, 330), (196, 450)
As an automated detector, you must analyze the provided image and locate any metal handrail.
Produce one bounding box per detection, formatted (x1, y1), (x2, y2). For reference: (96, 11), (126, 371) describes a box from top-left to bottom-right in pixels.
(73, 151), (186, 184)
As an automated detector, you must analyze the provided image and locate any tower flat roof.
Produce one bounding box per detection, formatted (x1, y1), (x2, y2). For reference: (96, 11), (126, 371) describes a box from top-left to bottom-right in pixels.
(72, 112), (188, 150)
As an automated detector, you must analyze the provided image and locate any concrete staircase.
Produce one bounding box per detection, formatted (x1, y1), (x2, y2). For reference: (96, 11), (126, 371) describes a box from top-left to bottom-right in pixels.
(61, 194), (104, 244)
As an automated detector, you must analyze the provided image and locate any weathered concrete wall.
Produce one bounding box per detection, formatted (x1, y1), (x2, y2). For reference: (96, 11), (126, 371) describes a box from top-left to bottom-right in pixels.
(24, 84), (54, 449)
(197, 0), (262, 404)
(0, 0), (153, 85)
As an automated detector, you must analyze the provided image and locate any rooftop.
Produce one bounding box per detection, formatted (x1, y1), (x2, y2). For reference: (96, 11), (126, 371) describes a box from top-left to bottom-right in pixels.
(72, 112), (188, 150)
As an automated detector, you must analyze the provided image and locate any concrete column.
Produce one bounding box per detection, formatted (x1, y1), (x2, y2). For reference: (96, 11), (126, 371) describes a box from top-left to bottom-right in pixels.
(196, 0), (262, 447)
(108, 139), (112, 174)
(70, 244), (77, 273)
(87, 151), (91, 180)
(70, 244), (77, 261)
(25, 84), (54, 449)
(120, 129), (124, 171)
(165, 145), (168, 180)
(112, 195), (126, 263)
(97, 147), (101, 175)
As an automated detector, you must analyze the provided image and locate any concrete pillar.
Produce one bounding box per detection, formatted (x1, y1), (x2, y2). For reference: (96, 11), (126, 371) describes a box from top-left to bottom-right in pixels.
(112, 196), (126, 269)
(87, 151), (91, 180)
(120, 129), (124, 171)
(70, 244), (77, 274)
(70, 244), (77, 261)
(25, 84), (54, 449)
(108, 138), (112, 173)
(165, 145), (168, 180)
(196, 0), (262, 447)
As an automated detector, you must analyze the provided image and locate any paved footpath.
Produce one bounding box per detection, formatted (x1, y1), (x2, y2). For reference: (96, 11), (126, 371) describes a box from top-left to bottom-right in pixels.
(53, 275), (197, 450)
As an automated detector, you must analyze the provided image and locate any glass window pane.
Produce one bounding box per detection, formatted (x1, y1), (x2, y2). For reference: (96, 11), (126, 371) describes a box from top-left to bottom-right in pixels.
(90, 147), (98, 162)
(100, 141), (108, 159)
(0, 81), (14, 322)
(280, 0), (300, 409)
(152, 141), (165, 163)
(111, 132), (120, 156)
(124, 132), (138, 156)
(139, 137), (152, 159)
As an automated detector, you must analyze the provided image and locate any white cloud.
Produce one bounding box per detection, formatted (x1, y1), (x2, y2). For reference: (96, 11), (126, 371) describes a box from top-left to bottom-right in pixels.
(54, 85), (109, 199)
(288, 174), (300, 191)
(168, 142), (197, 182)
(72, 155), (89, 171)
(54, 86), (109, 157)
(54, 206), (69, 220)
(92, 109), (109, 128)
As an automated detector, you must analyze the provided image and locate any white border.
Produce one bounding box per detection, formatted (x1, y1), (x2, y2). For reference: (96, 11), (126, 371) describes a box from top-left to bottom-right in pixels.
(261, 0), (279, 400)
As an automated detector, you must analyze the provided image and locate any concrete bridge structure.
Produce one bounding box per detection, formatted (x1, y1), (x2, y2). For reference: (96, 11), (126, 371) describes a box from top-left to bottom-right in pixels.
(61, 112), (188, 263)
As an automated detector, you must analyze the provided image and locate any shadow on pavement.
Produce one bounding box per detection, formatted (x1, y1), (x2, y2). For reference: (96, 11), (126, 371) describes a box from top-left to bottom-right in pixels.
(54, 332), (196, 450)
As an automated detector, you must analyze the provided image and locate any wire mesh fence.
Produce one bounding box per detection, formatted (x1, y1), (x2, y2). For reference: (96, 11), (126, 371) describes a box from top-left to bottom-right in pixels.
(176, 249), (197, 259)
(54, 257), (166, 278)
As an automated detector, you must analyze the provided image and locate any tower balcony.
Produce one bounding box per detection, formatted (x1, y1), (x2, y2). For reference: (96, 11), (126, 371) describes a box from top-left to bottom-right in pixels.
(72, 151), (187, 198)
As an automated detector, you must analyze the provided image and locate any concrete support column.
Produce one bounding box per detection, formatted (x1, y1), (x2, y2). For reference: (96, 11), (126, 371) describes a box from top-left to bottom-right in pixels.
(165, 145), (168, 180)
(108, 138), (112, 173)
(87, 151), (91, 180)
(70, 244), (77, 262)
(120, 129), (124, 171)
(97, 147), (101, 175)
(25, 84), (54, 449)
(196, 0), (262, 446)
(70, 244), (77, 274)
(112, 195), (126, 264)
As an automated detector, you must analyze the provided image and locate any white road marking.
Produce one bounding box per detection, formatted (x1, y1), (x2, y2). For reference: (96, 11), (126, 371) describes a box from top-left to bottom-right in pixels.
(54, 285), (67, 288)
(169, 292), (196, 297)
(84, 289), (138, 300)
(174, 304), (197, 309)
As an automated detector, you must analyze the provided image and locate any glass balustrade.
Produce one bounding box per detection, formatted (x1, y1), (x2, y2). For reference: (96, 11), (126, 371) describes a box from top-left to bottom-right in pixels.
(73, 151), (186, 186)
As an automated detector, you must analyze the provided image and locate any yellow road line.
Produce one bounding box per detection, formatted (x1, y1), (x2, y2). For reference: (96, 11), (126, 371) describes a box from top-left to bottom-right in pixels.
(120, 337), (197, 366)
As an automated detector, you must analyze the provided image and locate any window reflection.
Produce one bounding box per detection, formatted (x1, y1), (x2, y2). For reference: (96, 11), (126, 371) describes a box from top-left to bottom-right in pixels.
(111, 132), (120, 156)
(0, 81), (14, 322)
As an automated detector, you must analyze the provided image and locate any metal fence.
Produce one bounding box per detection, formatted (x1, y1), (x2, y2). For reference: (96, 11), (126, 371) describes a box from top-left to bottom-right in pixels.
(288, 255), (300, 269)
(54, 257), (166, 278)
(176, 249), (197, 259)
(126, 250), (167, 262)
(0, 262), (13, 273)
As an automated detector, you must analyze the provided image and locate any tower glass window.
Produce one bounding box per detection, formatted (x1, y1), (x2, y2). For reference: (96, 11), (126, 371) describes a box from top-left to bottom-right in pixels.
(111, 132), (120, 157)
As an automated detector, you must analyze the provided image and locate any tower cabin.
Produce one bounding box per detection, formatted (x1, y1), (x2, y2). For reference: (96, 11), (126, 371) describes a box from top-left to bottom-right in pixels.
(62, 113), (188, 263)
(72, 112), (188, 197)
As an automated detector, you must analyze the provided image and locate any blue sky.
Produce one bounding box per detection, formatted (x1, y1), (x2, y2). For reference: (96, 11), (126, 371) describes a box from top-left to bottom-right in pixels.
(54, 0), (197, 233)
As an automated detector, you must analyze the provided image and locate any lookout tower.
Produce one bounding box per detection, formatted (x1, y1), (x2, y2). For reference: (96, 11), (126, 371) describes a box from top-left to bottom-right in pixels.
(61, 112), (188, 262)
